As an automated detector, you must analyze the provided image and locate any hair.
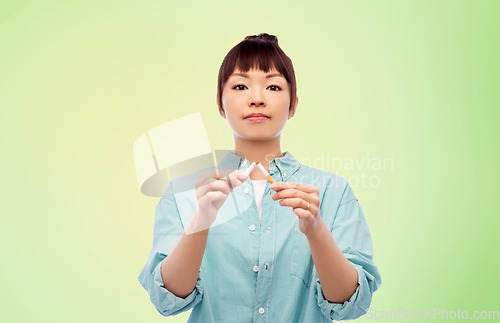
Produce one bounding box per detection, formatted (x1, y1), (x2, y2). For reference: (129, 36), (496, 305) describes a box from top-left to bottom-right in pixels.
(217, 33), (297, 116)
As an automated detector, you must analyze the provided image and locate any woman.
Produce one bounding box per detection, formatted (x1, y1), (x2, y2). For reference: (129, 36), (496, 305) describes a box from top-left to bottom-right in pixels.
(138, 33), (382, 322)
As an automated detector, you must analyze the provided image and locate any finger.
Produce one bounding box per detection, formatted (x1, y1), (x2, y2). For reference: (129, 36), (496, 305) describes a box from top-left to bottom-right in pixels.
(271, 182), (317, 193)
(236, 169), (249, 181)
(216, 168), (240, 179)
(195, 177), (221, 193)
(293, 207), (314, 220)
(196, 179), (234, 200)
(278, 197), (306, 209)
(196, 171), (221, 189)
(195, 169), (246, 200)
(199, 191), (228, 208)
(278, 198), (317, 214)
(199, 168), (246, 183)
(224, 170), (248, 188)
(204, 190), (228, 202)
(198, 169), (220, 180)
(196, 170), (235, 189)
(271, 188), (309, 202)
(195, 175), (216, 187)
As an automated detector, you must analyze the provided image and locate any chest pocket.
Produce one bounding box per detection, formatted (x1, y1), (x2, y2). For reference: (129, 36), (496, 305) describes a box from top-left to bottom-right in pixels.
(291, 220), (314, 287)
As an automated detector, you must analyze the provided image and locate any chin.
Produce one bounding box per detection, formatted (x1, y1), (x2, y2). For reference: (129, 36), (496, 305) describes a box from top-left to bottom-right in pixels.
(242, 131), (279, 141)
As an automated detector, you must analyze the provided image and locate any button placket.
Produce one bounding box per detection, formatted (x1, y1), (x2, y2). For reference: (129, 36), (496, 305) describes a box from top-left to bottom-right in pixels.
(251, 172), (276, 322)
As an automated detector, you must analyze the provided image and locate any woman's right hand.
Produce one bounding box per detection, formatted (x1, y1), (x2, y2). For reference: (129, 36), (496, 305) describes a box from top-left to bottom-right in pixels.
(186, 168), (248, 234)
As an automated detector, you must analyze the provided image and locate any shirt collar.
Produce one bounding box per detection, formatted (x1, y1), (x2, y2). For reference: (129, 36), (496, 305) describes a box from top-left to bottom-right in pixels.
(218, 150), (301, 181)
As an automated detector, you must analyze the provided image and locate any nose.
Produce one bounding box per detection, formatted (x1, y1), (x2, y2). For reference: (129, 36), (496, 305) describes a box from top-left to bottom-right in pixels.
(250, 90), (265, 107)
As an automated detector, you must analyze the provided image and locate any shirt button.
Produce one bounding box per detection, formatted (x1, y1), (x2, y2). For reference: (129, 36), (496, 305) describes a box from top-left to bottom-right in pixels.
(249, 224), (255, 231)
(284, 172), (287, 178)
(241, 160), (246, 167)
(259, 307), (265, 315)
(244, 188), (250, 194)
(265, 263), (268, 270)
(253, 265), (259, 272)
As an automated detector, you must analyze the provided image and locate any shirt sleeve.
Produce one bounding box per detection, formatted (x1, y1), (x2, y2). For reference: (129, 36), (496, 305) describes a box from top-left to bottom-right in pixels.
(315, 180), (382, 321)
(137, 183), (204, 316)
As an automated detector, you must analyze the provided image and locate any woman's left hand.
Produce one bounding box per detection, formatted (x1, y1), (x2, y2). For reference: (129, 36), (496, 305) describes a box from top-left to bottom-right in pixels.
(270, 182), (322, 236)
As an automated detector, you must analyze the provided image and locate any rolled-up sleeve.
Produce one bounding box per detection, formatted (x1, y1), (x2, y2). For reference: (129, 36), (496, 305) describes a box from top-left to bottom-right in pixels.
(137, 183), (204, 316)
(315, 181), (382, 321)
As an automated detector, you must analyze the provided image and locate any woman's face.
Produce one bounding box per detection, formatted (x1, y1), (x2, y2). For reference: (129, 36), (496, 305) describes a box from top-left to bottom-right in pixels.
(220, 67), (296, 141)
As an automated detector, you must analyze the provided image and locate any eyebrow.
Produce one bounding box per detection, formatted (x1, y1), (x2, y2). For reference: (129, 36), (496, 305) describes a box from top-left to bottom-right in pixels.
(230, 72), (284, 79)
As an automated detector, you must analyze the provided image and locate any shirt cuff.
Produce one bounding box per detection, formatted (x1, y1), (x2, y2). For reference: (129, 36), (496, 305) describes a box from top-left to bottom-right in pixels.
(150, 259), (203, 316)
(316, 264), (369, 321)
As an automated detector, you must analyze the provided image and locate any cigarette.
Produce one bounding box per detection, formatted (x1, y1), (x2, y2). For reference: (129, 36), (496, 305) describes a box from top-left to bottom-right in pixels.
(245, 161), (257, 177)
(256, 163), (275, 184)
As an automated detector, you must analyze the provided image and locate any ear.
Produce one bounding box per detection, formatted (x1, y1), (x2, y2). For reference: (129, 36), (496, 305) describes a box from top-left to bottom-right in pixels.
(219, 107), (226, 119)
(217, 94), (226, 119)
(288, 96), (298, 119)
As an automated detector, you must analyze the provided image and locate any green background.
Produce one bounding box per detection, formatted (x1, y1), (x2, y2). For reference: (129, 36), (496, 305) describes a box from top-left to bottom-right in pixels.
(1, 0), (499, 322)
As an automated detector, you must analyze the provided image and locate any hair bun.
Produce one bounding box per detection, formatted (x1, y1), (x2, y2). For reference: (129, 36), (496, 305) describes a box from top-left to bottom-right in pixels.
(244, 33), (278, 45)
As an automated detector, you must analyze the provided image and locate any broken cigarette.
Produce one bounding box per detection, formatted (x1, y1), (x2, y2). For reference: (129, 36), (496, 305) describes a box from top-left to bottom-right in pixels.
(245, 161), (257, 177)
(256, 163), (275, 184)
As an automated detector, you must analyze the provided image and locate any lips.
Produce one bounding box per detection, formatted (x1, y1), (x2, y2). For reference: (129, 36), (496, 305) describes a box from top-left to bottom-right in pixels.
(245, 113), (269, 119)
(245, 116), (269, 122)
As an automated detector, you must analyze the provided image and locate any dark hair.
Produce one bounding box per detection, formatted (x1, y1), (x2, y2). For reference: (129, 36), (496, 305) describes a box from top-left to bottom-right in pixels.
(217, 33), (297, 116)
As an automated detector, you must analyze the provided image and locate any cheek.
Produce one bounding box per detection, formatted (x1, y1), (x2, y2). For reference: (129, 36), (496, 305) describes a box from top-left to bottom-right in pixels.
(221, 95), (228, 107)
(222, 92), (240, 107)
(270, 92), (290, 106)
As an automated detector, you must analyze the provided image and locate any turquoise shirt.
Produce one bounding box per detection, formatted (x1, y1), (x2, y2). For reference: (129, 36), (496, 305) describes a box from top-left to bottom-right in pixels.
(138, 151), (382, 322)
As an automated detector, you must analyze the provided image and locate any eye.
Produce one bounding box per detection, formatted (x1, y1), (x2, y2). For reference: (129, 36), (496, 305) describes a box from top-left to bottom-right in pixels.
(268, 85), (282, 91)
(233, 84), (247, 90)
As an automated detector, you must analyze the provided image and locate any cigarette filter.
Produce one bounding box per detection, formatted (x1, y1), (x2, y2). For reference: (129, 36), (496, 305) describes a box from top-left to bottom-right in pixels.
(256, 163), (275, 184)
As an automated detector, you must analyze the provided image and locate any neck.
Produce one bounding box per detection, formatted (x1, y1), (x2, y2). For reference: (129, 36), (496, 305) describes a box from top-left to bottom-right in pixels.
(233, 134), (284, 180)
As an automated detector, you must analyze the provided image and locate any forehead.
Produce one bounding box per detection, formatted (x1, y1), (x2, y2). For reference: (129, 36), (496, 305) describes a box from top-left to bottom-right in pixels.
(228, 68), (285, 80)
